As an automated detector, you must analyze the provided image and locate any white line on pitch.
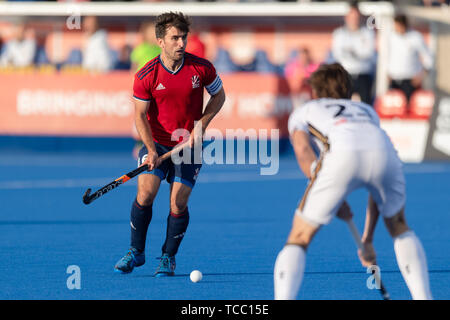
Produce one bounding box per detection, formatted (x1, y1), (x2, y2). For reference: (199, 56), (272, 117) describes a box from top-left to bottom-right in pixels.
(0, 171), (306, 190)
(0, 164), (448, 190)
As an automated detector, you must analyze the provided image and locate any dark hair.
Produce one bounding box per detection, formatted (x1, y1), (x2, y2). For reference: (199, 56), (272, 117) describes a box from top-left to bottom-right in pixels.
(349, 0), (360, 11)
(155, 12), (191, 39)
(394, 14), (408, 28)
(308, 63), (353, 99)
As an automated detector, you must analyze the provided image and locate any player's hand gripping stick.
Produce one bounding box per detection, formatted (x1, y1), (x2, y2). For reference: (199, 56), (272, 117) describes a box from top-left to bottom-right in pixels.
(346, 219), (391, 300)
(82, 142), (187, 205)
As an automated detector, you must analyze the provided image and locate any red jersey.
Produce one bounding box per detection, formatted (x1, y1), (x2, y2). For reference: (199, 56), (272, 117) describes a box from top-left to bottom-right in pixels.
(133, 52), (223, 147)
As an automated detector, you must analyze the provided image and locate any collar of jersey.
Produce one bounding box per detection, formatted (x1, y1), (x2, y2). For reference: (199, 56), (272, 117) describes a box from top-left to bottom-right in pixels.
(158, 55), (184, 75)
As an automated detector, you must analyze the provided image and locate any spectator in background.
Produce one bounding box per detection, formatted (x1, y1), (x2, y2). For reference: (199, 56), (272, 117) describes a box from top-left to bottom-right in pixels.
(388, 14), (433, 102)
(114, 44), (132, 71)
(0, 22), (36, 68)
(422, 0), (450, 6)
(284, 46), (319, 92)
(130, 22), (160, 156)
(82, 16), (112, 72)
(131, 22), (161, 71)
(331, 1), (376, 104)
(186, 31), (205, 58)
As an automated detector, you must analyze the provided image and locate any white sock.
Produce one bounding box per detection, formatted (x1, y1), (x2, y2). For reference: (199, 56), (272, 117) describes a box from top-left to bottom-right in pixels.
(274, 244), (306, 300)
(394, 230), (433, 300)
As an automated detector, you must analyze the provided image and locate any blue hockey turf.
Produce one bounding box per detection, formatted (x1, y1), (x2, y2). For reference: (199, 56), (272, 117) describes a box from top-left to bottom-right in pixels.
(0, 149), (449, 300)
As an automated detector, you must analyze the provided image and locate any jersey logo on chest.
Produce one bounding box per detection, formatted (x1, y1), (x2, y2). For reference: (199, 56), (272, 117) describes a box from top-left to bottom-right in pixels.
(191, 75), (200, 89)
(156, 83), (166, 90)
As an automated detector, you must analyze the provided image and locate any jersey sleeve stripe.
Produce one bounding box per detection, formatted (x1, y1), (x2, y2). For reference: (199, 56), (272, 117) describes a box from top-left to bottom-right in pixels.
(191, 59), (212, 70)
(208, 81), (221, 94)
(187, 55), (213, 69)
(206, 75), (223, 95)
(207, 82), (221, 95)
(136, 62), (156, 78)
(136, 62), (154, 78)
(136, 59), (159, 78)
(206, 75), (221, 89)
(185, 52), (211, 65)
(192, 57), (212, 67)
(138, 65), (157, 80)
(133, 95), (151, 102)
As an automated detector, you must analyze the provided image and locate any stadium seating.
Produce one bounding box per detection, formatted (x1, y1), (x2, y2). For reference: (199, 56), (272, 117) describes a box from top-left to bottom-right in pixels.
(65, 48), (83, 65)
(33, 46), (50, 66)
(213, 47), (241, 74)
(409, 89), (435, 119)
(375, 89), (435, 119)
(324, 50), (335, 64)
(109, 48), (119, 69)
(375, 89), (408, 118)
(253, 49), (282, 75)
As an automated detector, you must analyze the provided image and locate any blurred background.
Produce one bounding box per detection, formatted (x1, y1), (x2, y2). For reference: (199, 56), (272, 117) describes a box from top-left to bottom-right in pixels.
(0, 0), (450, 301)
(0, 0), (449, 162)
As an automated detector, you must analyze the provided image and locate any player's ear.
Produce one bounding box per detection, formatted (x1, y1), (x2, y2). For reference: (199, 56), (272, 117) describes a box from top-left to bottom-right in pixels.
(157, 37), (164, 49)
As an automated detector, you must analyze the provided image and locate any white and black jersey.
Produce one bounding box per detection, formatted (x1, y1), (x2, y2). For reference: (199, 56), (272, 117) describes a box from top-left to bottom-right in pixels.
(288, 98), (405, 225)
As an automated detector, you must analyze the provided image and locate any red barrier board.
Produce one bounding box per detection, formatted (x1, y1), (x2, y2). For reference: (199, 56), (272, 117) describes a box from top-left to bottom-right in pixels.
(0, 72), (291, 138)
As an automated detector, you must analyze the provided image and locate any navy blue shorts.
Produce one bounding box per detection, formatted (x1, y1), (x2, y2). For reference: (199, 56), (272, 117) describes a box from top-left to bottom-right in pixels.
(137, 142), (202, 188)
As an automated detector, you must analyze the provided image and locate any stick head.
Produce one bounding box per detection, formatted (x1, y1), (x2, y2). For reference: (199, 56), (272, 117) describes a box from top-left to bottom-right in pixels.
(82, 188), (92, 205)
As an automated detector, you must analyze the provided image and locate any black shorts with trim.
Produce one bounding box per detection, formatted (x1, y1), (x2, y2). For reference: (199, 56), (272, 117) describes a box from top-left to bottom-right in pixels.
(137, 142), (202, 188)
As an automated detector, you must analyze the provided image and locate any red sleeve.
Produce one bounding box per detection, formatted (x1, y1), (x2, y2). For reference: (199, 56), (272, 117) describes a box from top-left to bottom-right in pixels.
(133, 73), (152, 102)
(203, 61), (218, 87)
(203, 62), (222, 96)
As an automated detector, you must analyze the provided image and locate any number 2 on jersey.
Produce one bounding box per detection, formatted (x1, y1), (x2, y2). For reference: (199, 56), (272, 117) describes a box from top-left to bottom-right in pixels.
(326, 103), (372, 120)
(326, 104), (347, 117)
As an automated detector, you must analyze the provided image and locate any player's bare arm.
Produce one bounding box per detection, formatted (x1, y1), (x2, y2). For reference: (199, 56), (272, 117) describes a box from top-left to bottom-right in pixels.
(290, 130), (317, 179)
(134, 99), (159, 170)
(290, 129), (355, 220)
(190, 87), (225, 148)
(361, 195), (380, 243)
(356, 195), (380, 267)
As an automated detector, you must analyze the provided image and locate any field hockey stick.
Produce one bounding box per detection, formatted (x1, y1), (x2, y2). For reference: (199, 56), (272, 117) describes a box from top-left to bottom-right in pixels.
(346, 219), (391, 300)
(82, 142), (188, 205)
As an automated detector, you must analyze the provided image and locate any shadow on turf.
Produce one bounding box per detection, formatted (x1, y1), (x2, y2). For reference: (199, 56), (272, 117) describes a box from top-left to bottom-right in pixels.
(134, 269), (450, 280)
(0, 220), (127, 225)
(134, 272), (270, 281)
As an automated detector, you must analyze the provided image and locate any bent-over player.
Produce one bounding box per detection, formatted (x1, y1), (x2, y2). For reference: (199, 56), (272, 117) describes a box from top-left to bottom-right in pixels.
(274, 63), (432, 300)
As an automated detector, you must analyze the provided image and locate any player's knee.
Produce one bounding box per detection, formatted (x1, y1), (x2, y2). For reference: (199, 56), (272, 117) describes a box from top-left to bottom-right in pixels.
(170, 199), (188, 215)
(287, 231), (314, 250)
(137, 176), (160, 206)
(136, 195), (155, 207)
(170, 192), (189, 214)
(170, 189), (190, 214)
(286, 214), (320, 249)
(137, 189), (157, 206)
(384, 208), (410, 238)
(287, 223), (319, 250)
